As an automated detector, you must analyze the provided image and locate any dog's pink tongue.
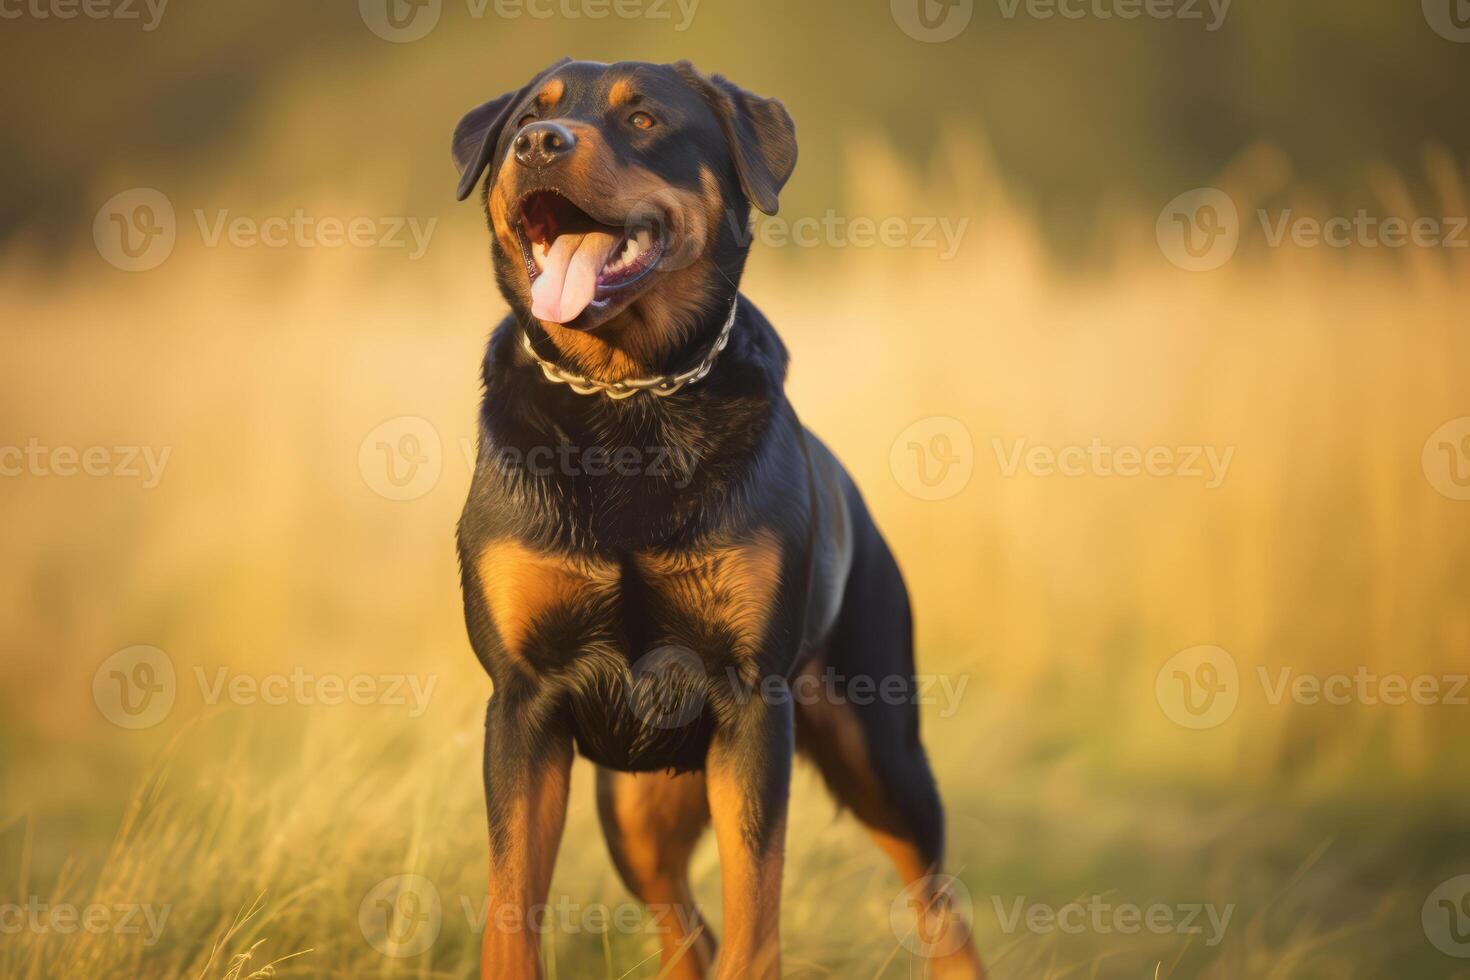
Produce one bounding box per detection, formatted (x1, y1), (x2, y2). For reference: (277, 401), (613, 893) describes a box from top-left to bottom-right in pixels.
(530, 232), (619, 323)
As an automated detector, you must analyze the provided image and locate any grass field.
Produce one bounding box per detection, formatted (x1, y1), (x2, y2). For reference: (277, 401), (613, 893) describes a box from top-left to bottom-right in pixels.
(3, 134), (1470, 978)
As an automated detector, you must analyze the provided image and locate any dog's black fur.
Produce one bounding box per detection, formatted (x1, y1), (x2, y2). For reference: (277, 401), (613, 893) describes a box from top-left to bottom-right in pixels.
(453, 59), (980, 980)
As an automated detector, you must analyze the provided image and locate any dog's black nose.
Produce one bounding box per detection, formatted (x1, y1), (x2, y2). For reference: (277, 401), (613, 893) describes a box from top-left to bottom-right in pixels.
(513, 122), (576, 168)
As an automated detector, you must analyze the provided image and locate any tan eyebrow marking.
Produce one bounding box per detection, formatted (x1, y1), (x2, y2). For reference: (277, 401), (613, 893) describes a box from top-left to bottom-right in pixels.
(608, 79), (636, 107)
(537, 78), (564, 108)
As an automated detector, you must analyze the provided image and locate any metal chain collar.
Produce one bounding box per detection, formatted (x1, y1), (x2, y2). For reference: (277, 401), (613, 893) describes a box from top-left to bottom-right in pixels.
(519, 299), (739, 400)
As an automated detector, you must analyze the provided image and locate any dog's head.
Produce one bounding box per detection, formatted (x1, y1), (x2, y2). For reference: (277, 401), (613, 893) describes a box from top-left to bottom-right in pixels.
(452, 60), (796, 369)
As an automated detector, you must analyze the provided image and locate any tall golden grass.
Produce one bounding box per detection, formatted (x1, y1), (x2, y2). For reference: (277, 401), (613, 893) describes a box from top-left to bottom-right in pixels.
(2, 133), (1467, 977)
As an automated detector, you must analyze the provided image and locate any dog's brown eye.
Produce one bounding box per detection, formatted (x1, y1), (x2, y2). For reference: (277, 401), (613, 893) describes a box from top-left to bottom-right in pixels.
(517, 113), (537, 129)
(628, 111), (656, 130)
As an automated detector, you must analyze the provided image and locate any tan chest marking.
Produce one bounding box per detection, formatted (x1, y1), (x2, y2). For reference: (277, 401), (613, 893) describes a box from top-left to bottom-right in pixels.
(636, 531), (783, 658)
(476, 540), (619, 665)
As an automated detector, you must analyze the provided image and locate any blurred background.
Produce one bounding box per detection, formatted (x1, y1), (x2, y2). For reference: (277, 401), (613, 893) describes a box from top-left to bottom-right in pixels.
(3, 1), (1469, 977)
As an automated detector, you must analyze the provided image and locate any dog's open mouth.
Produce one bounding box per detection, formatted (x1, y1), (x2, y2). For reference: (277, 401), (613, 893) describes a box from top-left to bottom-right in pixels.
(515, 189), (665, 324)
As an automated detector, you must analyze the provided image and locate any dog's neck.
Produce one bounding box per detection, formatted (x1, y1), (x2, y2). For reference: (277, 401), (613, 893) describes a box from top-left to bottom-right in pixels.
(532, 317), (673, 383)
(521, 288), (739, 385)
(478, 294), (789, 550)
(521, 298), (737, 399)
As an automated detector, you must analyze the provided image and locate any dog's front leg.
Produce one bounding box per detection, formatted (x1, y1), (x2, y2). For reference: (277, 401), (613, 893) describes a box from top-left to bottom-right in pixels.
(706, 683), (793, 980)
(481, 697), (573, 980)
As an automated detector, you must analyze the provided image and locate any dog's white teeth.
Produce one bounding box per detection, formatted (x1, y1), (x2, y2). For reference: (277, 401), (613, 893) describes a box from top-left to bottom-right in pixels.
(531, 240), (548, 270)
(635, 228), (653, 251)
(602, 237), (640, 275)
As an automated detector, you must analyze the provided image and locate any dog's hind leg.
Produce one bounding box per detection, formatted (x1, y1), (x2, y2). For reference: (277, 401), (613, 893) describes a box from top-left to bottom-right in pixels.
(795, 529), (986, 979)
(596, 768), (717, 979)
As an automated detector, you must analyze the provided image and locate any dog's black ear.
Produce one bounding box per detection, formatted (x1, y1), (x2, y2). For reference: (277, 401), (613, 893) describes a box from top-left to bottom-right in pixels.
(452, 58), (571, 202)
(674, 63), (796, 216)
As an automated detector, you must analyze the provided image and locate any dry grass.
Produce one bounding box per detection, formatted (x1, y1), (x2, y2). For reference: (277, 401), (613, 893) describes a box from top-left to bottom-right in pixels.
(2, 134), (1468, 977)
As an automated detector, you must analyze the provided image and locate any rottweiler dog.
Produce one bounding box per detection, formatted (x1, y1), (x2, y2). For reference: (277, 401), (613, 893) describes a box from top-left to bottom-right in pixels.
(452, 58), (983, 979)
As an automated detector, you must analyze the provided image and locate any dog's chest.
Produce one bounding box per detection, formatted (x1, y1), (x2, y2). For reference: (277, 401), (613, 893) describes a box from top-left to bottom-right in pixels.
(474, 536), (784, 770)
(475, 534), (783, 672)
